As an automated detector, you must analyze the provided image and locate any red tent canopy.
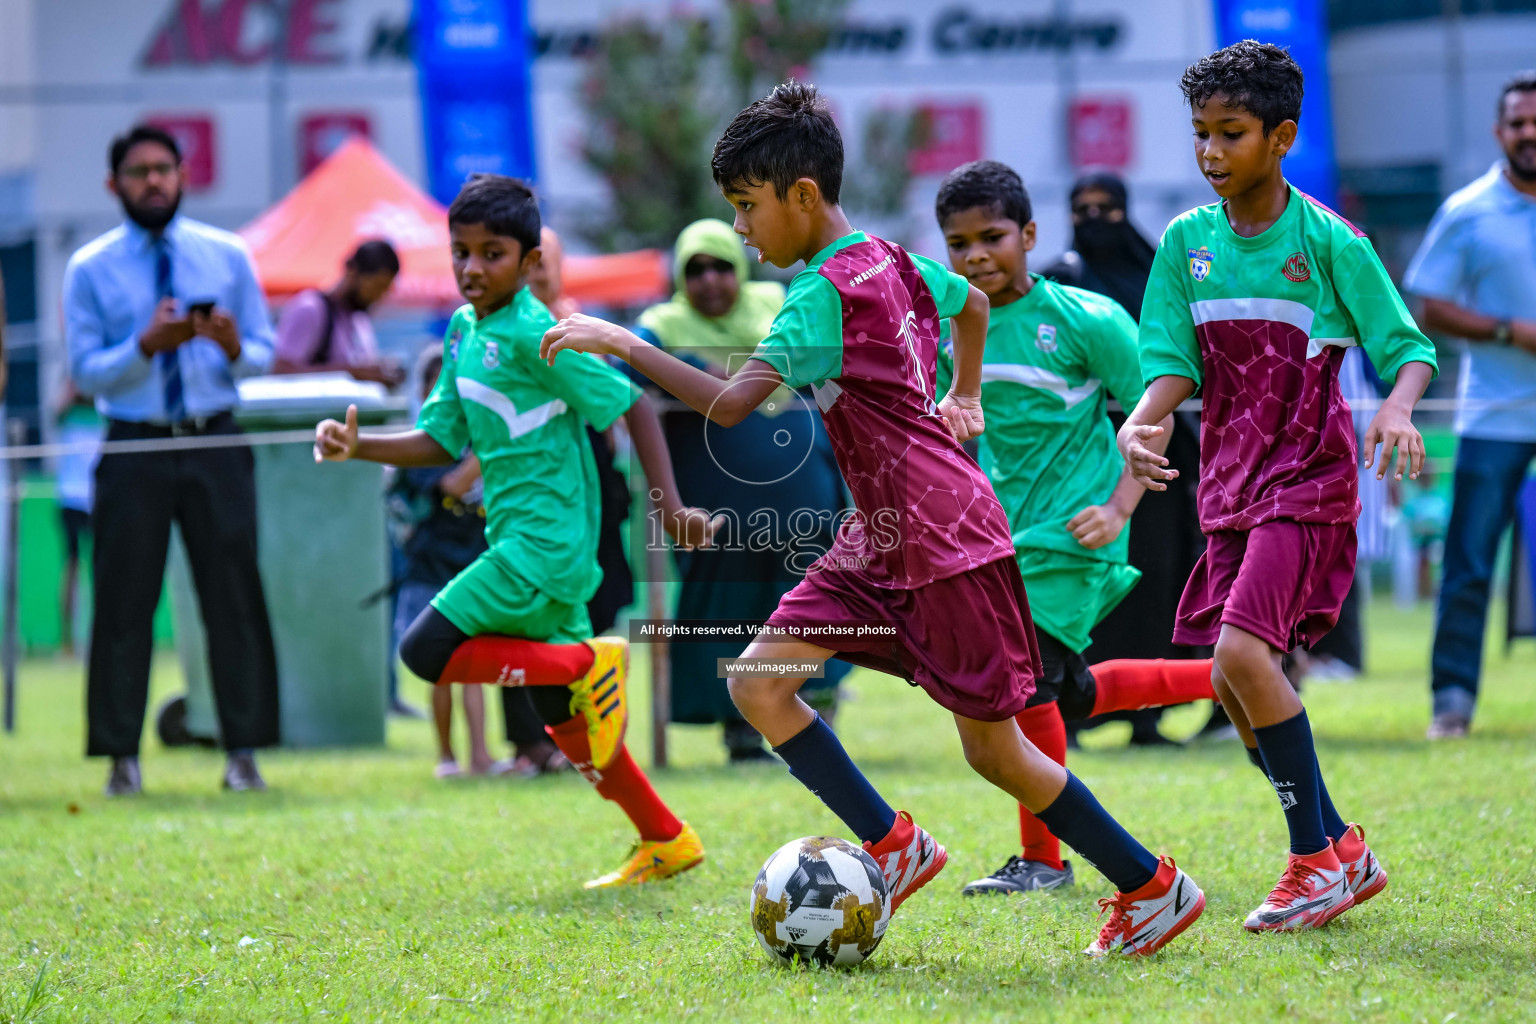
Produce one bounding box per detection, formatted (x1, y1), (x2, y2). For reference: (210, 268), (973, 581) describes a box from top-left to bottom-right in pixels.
(239, 138), (669, 308)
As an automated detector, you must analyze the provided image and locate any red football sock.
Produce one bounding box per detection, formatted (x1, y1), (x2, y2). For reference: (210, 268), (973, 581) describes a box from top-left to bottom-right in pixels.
(547, 718), (682, 842)
(438, 636), (594, 686)
(1014, 702), (1066, 870)
(1091, 659), (1215, 716)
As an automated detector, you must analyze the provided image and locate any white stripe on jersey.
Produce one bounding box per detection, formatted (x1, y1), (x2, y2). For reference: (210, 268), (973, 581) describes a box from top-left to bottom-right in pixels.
(980, 363), (1102, 410)
(456, 377), (569, 439)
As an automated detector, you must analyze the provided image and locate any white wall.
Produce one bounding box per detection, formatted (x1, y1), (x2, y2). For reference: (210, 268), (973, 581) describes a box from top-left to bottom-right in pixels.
(1330, 13), (1536, 192)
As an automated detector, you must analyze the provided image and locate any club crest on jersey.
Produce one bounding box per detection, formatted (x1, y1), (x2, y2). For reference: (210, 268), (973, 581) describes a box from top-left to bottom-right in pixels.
(1283, 252), (1311, 282)
(1036, 323), (1058, 353)
(482, 341), (499, 369)
(1188, 247), (1214, 282)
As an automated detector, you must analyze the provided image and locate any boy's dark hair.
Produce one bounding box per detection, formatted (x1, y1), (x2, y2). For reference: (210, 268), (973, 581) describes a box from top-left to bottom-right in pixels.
(447, 174), (541, 255)
(935, 160), (1032, 230)
(1180, 40), (1304, 135)
(1499, 71), (1536, 117)
(347, 239), (400, 276)
(712, 80), (843, 204)
(109, 124), (182, 175)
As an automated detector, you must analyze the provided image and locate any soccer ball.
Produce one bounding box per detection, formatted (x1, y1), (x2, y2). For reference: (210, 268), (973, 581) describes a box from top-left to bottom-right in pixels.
(749, 836), (890, 968)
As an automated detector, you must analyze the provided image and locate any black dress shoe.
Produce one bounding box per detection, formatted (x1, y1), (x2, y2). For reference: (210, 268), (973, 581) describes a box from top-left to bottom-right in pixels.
(105, 756), (142, 797)
(223, 752), (267, 792)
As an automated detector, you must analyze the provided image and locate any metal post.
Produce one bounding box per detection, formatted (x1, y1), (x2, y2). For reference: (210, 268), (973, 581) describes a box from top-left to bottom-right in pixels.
(646, 497), (670, 769)
(3, 418), (24, 734)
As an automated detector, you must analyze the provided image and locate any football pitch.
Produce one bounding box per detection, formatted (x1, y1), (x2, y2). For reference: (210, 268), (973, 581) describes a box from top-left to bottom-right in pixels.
(2, 599), (1533, 1023)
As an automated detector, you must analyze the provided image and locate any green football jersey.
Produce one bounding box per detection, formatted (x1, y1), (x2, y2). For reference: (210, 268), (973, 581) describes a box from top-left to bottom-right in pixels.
(937, 274), (1145, 650)
(418, 289), (640, 605)
(1139, 184), (1437, 533)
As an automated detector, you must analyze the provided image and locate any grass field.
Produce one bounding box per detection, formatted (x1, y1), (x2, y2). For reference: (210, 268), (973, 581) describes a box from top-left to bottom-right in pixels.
(2, 599), (1534, 1023)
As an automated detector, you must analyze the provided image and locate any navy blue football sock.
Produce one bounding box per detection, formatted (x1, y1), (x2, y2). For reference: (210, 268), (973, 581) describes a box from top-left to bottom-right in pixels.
(1252, 710), (1329, 856)
(1316, 764), (1349, 843)
(1248, 738), (1345, 844)
(773, 714), (897, 846)
(1035, 772), (1160, 893)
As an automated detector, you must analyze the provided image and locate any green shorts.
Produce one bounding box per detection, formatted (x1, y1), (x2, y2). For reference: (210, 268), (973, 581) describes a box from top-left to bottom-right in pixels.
(430, 551), (593, 644)
(1015, 547), (1141, 653)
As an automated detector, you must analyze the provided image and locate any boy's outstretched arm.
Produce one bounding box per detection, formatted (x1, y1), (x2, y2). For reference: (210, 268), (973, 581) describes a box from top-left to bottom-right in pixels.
(314, 404), (455, 467)
(1118, 376), (1196, 491)
(937, 284), (990, 442)
(542, 314), (781, 427)
(622, 392), (724, 549)
(1362, 361), (1433, 481)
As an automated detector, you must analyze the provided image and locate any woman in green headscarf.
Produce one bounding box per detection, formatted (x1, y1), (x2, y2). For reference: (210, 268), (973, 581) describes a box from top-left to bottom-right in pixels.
(632, 219), (849, 763)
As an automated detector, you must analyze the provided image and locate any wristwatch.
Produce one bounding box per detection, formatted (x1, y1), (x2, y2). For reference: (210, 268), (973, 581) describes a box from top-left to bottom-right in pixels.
(1492, 319), (1513, 345)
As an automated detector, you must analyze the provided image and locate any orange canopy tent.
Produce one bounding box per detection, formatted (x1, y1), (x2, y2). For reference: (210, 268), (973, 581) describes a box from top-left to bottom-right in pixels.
(239, 137), (670, 308)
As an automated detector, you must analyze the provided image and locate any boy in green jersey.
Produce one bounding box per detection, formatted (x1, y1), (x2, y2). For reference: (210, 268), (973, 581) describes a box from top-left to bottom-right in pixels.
(931, 160), (1218, 895)
(1120, 42), (1437, 931)
(314, 175), (714, 888)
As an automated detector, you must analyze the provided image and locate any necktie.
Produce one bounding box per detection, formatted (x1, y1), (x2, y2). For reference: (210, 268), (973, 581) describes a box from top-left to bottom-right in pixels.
(154, 239), (185, 422)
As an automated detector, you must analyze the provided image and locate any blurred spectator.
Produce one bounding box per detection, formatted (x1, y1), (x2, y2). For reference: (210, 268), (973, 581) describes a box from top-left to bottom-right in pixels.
(632, 218), (848, 762)
(272, 239), (405, 387)
(1041, 172), (1158, 320)
(387, 349), (565, 777)
(1305, 347), (1383, 683)
(54, 382), (102, 657)
(1404, 72), (1536, 739)
(0, 261), (7, 399)
(527, 227), (581, 319)
(1045, 173), (1204, 747)
(63, 123), (278, 795)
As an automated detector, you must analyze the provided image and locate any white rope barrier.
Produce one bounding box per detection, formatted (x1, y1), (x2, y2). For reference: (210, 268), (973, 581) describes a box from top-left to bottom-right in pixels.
(0, 396), (1505, 463)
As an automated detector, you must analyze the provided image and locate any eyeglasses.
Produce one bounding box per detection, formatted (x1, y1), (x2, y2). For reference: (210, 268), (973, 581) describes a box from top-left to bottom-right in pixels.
(119, 162), (179, 181)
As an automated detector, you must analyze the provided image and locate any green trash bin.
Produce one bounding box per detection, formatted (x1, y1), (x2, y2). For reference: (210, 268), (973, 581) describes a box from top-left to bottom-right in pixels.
(172, 374), (408, 748)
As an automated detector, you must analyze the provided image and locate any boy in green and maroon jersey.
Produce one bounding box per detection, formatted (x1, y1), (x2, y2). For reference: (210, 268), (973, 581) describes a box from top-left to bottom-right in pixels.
(1121, 41), (1437, 932)
(544, 82), (1208, 957)
(931, 159), (1218, 896)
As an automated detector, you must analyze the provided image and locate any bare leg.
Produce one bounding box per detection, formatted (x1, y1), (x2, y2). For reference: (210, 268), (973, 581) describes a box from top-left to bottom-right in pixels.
(1210, 662), (1257, 748)
(59, 556), (78, 657)
(462, 684), (493, 774)
(432, 684), (456, 767)
(724, 638), (834, 745)
(951, 714), (1069, 812)
(1212, 624), (1299, 729)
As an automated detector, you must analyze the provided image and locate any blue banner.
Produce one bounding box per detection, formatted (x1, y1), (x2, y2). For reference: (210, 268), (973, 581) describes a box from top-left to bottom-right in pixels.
(414, 0), (537, 206)
(1212, 0), (1338, 207)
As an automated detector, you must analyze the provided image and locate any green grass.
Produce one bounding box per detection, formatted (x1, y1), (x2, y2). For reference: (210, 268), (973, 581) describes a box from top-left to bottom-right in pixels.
(3, 600), (1534, 1023)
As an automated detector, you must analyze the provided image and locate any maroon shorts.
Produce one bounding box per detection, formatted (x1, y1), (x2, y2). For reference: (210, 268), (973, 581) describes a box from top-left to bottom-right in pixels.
(764, 556), (1042, 722)
(1174, 520), (1356, 652)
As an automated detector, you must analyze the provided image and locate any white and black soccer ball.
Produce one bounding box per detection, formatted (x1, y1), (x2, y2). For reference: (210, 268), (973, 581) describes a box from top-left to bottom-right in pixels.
(749, 836), (890, 968)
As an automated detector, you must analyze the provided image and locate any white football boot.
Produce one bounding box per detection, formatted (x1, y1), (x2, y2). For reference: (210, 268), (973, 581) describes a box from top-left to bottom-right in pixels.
(1084, 857), (1206, 956)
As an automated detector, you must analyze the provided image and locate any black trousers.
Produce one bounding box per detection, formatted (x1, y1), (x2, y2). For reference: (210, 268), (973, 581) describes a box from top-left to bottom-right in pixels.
(87, 416), (280, 756)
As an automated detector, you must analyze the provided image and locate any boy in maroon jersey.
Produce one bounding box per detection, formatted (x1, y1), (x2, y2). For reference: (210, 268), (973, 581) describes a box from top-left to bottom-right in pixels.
(543, 82), (1205, 957)
(1120, 42), (1436, 932)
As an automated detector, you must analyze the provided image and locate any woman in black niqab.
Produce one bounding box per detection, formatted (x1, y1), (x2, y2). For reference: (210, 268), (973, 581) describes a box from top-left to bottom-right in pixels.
(1043, 172), (1157, 321)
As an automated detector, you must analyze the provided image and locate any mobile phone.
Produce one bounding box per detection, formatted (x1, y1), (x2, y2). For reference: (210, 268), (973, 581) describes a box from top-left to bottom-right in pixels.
(187, 299), (217, 317)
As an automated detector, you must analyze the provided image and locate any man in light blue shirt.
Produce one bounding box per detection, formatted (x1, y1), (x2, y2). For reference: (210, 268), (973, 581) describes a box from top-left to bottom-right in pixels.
(63, 124), (280, 795)
(1404, 72), (1536, 739)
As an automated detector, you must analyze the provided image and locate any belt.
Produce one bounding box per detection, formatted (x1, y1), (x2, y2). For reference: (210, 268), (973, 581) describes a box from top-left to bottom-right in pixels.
(106, 410), (238, 439)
